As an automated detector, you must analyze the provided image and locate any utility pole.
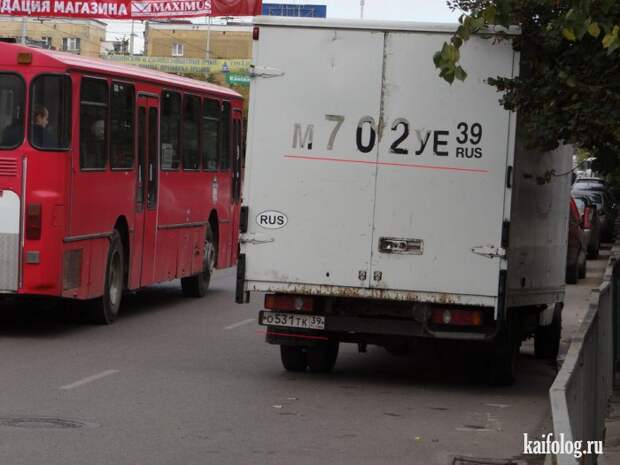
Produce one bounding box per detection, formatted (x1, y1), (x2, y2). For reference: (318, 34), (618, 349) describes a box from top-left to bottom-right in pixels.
(20, 18), (27, 44)
(205, 15), (212, 60)
(360, 0), (365, 20)
(129, 20), (135, 55)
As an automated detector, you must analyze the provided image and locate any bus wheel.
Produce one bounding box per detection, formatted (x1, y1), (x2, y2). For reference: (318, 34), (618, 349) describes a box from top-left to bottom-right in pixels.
(90, 231), (124, 325)
(181, 224), (216, 298)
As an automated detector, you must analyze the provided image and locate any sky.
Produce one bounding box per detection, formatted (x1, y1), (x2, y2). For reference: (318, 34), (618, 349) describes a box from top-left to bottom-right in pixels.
(106, 0), (459, 53)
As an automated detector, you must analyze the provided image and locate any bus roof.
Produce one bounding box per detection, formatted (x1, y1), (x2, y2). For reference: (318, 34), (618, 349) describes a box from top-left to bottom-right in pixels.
(0, 42), (242, 100)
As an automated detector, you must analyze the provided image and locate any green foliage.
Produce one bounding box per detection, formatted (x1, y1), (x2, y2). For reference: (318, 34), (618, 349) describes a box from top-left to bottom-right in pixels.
(439, 1), (620, 166)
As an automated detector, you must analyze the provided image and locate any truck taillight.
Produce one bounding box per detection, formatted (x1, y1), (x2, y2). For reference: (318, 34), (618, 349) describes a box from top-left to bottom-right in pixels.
(583, 207), (591, 230)
(431, 308), (483, 327)
(265, 294), (314, 312)
(26, 203), (42, 240)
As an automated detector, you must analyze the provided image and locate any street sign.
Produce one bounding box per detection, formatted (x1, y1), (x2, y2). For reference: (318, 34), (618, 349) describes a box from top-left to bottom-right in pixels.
(227, 74), (251, 86)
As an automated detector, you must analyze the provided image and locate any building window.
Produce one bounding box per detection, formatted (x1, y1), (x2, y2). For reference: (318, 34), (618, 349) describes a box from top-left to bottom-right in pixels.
(171, 43), (184, 57)
(41, 37), (52, 49)
(62, 37), (81, 53)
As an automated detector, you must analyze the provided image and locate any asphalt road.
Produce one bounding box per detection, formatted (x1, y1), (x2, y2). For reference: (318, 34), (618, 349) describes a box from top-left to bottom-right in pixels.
(0, 252), (607, 465)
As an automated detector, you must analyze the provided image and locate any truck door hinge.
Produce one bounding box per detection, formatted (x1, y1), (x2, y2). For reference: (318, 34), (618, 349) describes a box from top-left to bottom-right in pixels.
(248, 65), (285, 79)
(239, 206), (249, 233)
(239, 233), (274, 245)
(471, 245), (506, 259)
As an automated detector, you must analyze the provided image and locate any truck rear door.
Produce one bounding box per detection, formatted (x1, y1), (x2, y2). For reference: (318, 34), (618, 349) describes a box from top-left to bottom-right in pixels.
(370, 33), (517, 299)
(244, 25), (386, 288)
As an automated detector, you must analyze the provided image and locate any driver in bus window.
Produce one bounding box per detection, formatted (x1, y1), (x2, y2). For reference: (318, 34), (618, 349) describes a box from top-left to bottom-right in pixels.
(31, 104), (58, 148)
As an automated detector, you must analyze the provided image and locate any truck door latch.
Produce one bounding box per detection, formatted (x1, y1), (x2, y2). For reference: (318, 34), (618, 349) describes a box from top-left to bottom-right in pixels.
(379, 237), (423, 255)
(471, 245), (506, 259)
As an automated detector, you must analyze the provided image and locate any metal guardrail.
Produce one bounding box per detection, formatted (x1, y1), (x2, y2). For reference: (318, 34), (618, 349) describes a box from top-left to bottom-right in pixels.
(550, 244), (619, 465)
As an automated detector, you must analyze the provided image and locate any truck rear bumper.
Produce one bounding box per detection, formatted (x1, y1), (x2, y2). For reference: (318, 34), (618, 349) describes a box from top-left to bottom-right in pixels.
(259, 311), (495, 345)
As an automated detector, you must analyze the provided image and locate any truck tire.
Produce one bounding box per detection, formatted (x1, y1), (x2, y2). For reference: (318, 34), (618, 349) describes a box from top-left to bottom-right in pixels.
(565, 261), (578, 284)
(535, 305), (562, 359)
(89, 231), (124, 325)
(489, 339), (519, 386)
(578, 250), (587, 279)
(307, 342), (339, 373)
(181, 224), (216, 298)
(280, 346), (308, 372)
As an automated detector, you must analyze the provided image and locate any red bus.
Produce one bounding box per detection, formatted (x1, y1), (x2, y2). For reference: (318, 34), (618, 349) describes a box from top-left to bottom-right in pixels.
(0, 42), (244, 323)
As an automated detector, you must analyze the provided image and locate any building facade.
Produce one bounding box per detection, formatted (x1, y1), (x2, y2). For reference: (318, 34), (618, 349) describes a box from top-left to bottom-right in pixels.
(0, 18), (106, 57)
(144, 21), (252, 60)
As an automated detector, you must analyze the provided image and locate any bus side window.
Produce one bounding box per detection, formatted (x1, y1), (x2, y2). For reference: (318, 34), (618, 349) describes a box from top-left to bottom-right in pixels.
(160, 91), (181, 171)
(182, 94), (200, 171)
(136, 107), (146, 209)
(80, 78), (108, 170)
(220, 101), (231, 171)
(110, 82), (135, 170)
(201, 98), (219, 172)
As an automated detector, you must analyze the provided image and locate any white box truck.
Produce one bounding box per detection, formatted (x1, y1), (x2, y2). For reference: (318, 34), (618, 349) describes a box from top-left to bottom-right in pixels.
(237, 17), (572, 384)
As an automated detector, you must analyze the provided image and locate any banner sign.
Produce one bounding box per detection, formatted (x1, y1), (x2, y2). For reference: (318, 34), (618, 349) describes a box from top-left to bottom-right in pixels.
(0, 0), (261, 19)
(105, 55), (250, 75)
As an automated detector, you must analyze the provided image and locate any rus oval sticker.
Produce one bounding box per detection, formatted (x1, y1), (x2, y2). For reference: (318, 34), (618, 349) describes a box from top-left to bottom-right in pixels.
(256, 211), (288, 229)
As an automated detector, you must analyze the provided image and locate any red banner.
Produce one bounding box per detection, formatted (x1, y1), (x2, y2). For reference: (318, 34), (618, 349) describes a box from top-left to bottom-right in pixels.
(0, 0), (261, 19)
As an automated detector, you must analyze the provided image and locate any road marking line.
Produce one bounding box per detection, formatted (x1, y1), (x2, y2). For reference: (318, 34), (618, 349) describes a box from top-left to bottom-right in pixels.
(224, 318), (255, 330)
(59, 370), (119, 390)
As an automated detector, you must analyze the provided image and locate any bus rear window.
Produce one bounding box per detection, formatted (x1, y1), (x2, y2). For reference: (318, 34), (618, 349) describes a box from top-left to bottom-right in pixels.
(0, 74), (25, 150)
(30, 74), (71, 151)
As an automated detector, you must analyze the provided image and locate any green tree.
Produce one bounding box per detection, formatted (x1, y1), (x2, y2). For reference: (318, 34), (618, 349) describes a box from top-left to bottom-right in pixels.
(435, 0), (620, 165)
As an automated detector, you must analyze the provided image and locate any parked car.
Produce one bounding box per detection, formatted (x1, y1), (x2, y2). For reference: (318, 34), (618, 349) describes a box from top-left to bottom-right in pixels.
(572, 189), (616, 242)
(573, 195), (600, 258)
(574, 176), (608, 190)
(566, 198), (587, 284)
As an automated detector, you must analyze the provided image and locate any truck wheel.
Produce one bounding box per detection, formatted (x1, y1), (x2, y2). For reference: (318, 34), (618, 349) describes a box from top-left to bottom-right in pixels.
(489, 339), (519, 386)
(565, 261), (578, 284)
(578, 250), (587, 279)
(280, 346), (308, 372)
(307, 342), (339, 373)
(181, 224), (216, 298)
(90, 231), (124, 325)
(535, 304), (562, 359)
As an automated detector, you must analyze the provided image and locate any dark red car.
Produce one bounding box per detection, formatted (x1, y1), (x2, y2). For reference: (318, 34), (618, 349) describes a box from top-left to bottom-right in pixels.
(566, 198), (587, 284)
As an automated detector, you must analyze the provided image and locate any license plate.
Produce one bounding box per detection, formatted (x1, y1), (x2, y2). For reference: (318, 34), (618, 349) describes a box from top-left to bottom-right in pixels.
(260, 312), (325, 330)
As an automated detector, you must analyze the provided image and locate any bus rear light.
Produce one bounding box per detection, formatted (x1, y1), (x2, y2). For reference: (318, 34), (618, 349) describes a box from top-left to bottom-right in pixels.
(253, 26), (260, 40)
(265, 294), (314, 312)
(17, 52), (32, 64)
(26, 203), (42, 240)
(431, 308), (483, 327)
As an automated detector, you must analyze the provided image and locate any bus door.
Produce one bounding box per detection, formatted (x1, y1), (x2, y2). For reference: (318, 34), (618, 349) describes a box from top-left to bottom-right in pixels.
(134, 94), (159, 286)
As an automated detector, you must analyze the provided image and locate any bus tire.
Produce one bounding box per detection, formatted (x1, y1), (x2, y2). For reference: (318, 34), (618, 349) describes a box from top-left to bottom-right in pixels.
(90, 230), (124, 325)
(280, 346), (307, 372)
(307, 341), (339, 373)
(181, 224), (216, 298)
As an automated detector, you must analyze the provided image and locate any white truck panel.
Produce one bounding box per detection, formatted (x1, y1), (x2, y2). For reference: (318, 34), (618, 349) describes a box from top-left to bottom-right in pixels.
(244, 26), (386, 288)
(370, 32), (516, 298)
(242, 18), (566, 312)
